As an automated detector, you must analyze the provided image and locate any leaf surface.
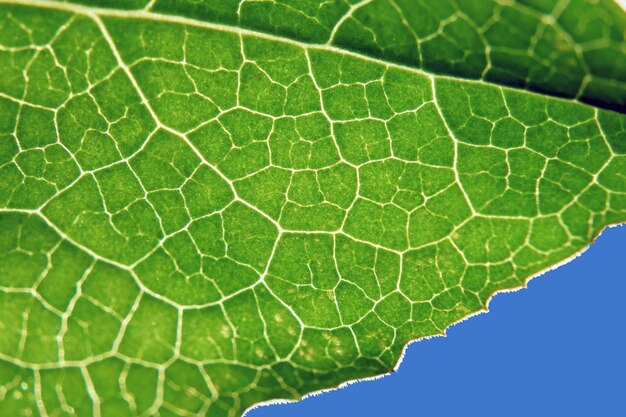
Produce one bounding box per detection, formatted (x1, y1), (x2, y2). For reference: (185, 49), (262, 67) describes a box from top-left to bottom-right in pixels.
(0, 1), (625, 416)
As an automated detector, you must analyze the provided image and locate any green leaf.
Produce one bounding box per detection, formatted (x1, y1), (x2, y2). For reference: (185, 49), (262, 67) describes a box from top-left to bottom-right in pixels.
(0, 1), (624, 416)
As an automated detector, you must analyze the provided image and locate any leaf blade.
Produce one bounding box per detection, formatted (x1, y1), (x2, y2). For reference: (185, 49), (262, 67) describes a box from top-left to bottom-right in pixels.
(0, 1), (624, 416)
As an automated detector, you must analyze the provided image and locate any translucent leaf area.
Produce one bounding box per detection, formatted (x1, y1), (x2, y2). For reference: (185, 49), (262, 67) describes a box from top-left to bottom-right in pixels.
(0, 1), (625, 416)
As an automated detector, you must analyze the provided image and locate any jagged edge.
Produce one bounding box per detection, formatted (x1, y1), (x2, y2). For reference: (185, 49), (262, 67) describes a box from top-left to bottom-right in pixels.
(243, 221), (626, 416)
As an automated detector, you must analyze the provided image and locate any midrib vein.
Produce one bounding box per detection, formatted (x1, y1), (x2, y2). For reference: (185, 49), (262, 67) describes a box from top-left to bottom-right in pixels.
(0, 0), (611, 110)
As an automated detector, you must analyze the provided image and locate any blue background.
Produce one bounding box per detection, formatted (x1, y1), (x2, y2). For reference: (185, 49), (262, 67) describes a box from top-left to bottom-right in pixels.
(249, 226), (625, 417)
